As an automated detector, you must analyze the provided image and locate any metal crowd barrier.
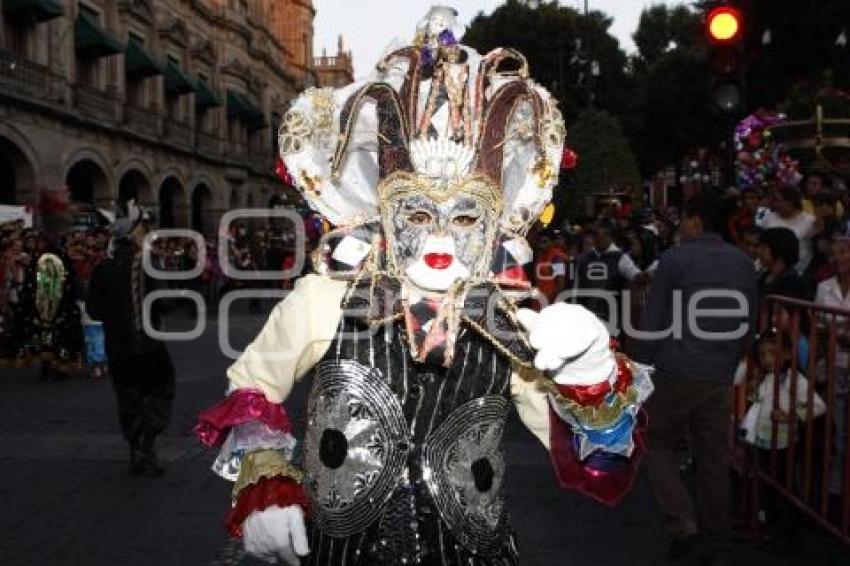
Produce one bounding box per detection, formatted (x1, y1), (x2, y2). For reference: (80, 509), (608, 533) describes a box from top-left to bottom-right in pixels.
(735, 295), (850, 545)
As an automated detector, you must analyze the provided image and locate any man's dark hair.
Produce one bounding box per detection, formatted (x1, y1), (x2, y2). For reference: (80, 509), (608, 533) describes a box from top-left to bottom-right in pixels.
(682, 192), (721, 233)
(759, 227), (799, 267)
(776, 184), (803, 210)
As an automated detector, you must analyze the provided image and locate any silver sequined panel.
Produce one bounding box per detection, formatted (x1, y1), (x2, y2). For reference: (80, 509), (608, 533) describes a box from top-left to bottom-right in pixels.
(423, 395), (510, 557)
(305, 360), (409, 538)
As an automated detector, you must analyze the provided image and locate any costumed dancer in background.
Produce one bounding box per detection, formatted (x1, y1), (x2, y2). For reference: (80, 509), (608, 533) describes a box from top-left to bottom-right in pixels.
(195, 6), (653, 565)
(87, 201), (175, 477)
(9, 187), (84, 378)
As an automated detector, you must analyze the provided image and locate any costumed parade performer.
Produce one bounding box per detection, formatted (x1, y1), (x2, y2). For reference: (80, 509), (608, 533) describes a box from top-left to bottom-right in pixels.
(87, 201), (176, 476)
(195, 7), (653, 564)
(9, 187), (84, 377)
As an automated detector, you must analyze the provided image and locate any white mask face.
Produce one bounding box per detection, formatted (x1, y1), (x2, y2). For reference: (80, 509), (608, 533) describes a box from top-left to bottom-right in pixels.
(387, 192), (491, 292)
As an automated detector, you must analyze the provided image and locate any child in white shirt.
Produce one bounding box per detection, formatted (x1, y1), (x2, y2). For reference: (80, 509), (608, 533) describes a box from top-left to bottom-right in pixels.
(738, 332), (826, 552)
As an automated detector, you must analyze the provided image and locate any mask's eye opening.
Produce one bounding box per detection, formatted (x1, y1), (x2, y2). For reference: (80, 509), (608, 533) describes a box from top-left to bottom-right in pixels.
(407, 210), (434, 226)
(451, 214), (480, 228)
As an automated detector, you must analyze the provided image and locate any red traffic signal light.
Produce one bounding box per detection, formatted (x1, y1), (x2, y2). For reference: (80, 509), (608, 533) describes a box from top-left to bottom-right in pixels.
(707, 6), (743, 43)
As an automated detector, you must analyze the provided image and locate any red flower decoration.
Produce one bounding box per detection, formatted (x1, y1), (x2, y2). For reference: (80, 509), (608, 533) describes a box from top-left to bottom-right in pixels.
(561, 148), (578, 171)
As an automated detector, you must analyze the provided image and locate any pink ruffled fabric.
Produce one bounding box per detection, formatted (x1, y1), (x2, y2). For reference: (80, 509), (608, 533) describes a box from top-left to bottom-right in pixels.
(194, 389), (292, 447)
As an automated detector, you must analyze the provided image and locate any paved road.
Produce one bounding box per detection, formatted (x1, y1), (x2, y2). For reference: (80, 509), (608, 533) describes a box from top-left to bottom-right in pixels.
(1, 303), (848, 565)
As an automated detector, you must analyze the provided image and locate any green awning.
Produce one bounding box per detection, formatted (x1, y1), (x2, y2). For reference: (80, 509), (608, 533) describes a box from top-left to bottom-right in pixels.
(75, 14), (123, 58)
(195, 79), (222, 109)
(164, 61), (197, 96)
(3, 0), (63, 23)
(125, 37), (163, 79)
(227, 89), (266, 129)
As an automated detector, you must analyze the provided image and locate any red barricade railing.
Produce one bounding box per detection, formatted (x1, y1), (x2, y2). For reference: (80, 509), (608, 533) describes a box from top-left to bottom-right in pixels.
(735, 295), (850, 545)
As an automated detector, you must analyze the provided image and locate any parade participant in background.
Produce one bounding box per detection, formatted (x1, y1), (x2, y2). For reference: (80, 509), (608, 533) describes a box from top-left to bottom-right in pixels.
(9, 187), (84, 378)
(194, 7), (652, 565)
(637, 193), (757, 565)
(87, 201), (175, 477)
(574, 220), (647, 329)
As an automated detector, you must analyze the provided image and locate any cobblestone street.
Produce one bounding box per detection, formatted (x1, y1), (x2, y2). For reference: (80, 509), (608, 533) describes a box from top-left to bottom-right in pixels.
(2, 306), (848, 566)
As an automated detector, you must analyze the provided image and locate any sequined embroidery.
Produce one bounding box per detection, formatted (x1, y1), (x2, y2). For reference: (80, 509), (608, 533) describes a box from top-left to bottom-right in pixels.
(305, 359), (409, 538)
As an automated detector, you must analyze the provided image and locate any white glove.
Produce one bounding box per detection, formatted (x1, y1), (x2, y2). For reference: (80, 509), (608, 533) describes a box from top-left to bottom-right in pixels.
(517, 303), (615, 386)
(243, 505), (309, 565)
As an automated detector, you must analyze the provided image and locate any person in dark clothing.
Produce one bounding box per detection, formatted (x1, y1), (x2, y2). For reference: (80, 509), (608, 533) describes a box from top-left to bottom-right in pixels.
(808, 191), (842, 283)
(87, 202), (175, 477)
(636, 193), (758, 566)
(757, 227), (807, 301)
(574, 221), (645, 330)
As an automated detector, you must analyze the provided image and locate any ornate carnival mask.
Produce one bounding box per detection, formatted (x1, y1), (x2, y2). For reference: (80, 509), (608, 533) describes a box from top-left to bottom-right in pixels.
(278, 11), (566, 364)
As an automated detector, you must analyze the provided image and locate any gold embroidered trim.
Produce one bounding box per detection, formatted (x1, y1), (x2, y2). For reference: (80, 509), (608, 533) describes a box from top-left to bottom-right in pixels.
(232, 449), (304, 502)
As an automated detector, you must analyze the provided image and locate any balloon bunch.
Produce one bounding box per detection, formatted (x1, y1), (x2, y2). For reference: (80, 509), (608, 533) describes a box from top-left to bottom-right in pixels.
(734, 110), (801, 189)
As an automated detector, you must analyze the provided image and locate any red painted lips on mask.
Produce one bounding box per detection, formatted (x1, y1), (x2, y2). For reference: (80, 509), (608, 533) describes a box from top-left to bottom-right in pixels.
(423, 253), (454, 269)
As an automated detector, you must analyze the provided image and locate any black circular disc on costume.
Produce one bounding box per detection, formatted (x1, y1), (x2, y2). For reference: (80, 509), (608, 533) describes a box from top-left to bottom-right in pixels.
(472, 457), (494, 492)
(319, 428), (348, 469)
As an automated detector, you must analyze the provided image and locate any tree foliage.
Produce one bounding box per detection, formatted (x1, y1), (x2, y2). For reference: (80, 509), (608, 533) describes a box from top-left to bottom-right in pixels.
(463, 0), (850, 180)
(463, 0), (629, 123)
(627, 5), (728, 175)
(566, 109), (640, 199)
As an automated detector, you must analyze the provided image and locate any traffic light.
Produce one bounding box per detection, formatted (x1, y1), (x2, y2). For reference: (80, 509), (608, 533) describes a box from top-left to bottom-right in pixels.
(706, 4), (746, 114)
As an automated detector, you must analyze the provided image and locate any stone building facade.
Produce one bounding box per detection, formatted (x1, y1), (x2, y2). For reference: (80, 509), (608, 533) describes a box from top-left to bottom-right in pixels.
(0, 0), (318, 235)
(315, 35), (353, 89)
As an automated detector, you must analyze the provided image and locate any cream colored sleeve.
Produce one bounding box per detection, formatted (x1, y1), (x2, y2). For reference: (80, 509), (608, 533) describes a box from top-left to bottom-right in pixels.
(226, 274), (348, 403)
(510, 368), (552, 450)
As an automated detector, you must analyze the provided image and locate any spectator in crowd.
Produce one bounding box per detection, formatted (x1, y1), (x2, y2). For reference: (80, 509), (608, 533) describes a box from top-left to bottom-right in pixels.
(636, 193), (757, 566)
(729, 187), (760, 245)
(737, 225), (762, 269)
(634, 207), (661, 269)
(809, 191), (842, 283)
(814, 236), (850, 505)
(757, 227), (807, 302)
(756, 184), (816, 275)
(801, 173), (842, 217)
(738, 331), (826, 554)
(574, 221), (647, 329)
(533, 228), (570, 307)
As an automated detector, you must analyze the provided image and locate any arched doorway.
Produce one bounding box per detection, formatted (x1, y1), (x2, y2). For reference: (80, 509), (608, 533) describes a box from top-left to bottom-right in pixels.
(66, 159), (110, 207)
(191, 183), (213, 236)
(0, 136), (36, 204)
(118, 169), (152, 207)
(159, 177), (187, 228)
